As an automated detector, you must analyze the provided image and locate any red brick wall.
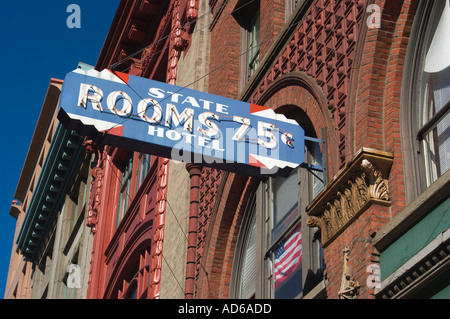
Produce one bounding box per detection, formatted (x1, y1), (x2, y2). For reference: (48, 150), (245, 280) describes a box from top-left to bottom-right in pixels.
(208, 1), (242, 99)
(324, 204), (391, 299)
(381, 0), (417, 217)
(260, 0), (286, 57)
(353, 0), (417, 218)
(318, 0), (418, 298)
(195, 172), (255, 298)
(196, 0), (419, 299)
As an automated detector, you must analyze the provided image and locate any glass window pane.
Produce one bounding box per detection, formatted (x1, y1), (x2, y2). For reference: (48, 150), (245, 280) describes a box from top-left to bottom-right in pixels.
(125, 282), (137, 299)
(286, 0), (301, 20)
(273, 223), (302, 299)
(117, 155), (133, 227)
(421, 1), (450, 185)
(272, 170), (299, 241)
(136, 153), (150, 191)
(436, 112), (450, 174)
(248, 12), (260, 77)
(310, 141), (325, 197)
(239, 215), (257, 299)
(424, 0), (450, 75)
(423, 111), (450, 182)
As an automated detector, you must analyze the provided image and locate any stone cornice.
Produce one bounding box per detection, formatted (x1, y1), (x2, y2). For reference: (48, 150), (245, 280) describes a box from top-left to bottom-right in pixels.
(16, 124), (83, 262)
(306, 148), (393, 247)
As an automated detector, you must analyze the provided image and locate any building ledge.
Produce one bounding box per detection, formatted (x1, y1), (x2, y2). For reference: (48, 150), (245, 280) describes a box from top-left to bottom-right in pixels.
(16, 124), (83, 262)
(306, 148), (393, 247)
(10, 200), (22, 219)
(376, 228), (450, 299)
(374, 169), (450, 252)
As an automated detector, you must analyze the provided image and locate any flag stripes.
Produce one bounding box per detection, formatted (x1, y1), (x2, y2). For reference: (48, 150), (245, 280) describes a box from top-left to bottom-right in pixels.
(274, 224), (302, 287)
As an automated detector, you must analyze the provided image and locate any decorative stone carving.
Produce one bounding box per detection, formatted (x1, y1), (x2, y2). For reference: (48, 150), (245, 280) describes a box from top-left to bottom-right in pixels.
(306, 148), (393, 247)
(84, 139), (104, 234)
(186, 0), (199, 22)
(150, 157), (170, 299)
(361, 159), (390, 201)
(338, 246), (360, 299)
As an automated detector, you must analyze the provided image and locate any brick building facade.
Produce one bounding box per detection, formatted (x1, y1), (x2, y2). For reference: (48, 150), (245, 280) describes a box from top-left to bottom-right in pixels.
(6, 0), (449, 299)
(188, 0), (449, 299)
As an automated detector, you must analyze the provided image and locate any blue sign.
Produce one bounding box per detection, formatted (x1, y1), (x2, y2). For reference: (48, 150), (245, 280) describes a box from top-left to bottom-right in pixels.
(58, 69), (305, 177)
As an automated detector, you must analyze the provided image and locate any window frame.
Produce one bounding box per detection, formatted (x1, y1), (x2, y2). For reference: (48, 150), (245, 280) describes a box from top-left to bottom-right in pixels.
(246, 10), (260, 80)
(402, 0), (450, 202)
(234, 0), (261, 92)
(115, 243), (152, 299)
(116, 153), (134, 228)
(230, 191), (258, 299)
(231, 139), (325, 299)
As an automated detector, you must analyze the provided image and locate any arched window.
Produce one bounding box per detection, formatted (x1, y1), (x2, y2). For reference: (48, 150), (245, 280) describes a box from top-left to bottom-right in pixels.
(419, 0), (450, 185)
(232, 108), (325, 299)
(403, 0), (450, 197)
(266, 138), (324, 299)
(112, 243), (152, 299)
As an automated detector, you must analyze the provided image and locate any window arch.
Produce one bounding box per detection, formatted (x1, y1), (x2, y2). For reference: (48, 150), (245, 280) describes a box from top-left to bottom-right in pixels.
(231, 85), (327, 298)
(104, 240), (152, 299)
(123, 279), (138, 299)
(403, 0), (450, 199)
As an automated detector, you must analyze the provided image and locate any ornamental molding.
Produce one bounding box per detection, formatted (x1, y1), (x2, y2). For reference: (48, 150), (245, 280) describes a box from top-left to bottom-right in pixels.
(376, 229), (450, 299)
(16, 126), (83, 262)
(338, 246), (360, 299)
(85, 139), (104, 234)
(306, 148), (393, 247)
(150, 157), (170, 299)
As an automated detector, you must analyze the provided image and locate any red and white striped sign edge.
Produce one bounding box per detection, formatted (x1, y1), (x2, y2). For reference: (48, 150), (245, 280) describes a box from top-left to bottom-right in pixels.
(249, 103), (300, 170)
(65, 113), (124, 137)
(68, 68), (129, 135)
(72, 68), (129, 84)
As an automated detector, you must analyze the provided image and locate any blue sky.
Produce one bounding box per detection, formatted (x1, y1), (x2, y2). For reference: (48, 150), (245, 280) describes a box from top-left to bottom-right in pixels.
(0, 0), (120, 297)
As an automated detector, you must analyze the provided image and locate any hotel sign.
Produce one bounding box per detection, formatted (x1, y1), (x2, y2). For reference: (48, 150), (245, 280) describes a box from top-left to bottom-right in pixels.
(58, 69), (305, 177)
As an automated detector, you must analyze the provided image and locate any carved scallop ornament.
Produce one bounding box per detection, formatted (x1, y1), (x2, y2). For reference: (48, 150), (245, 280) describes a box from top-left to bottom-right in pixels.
(306, 148), (393, 247)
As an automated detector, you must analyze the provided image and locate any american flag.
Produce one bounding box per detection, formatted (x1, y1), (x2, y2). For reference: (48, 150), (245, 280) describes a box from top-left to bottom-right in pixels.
(274, 224), (302, 288)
